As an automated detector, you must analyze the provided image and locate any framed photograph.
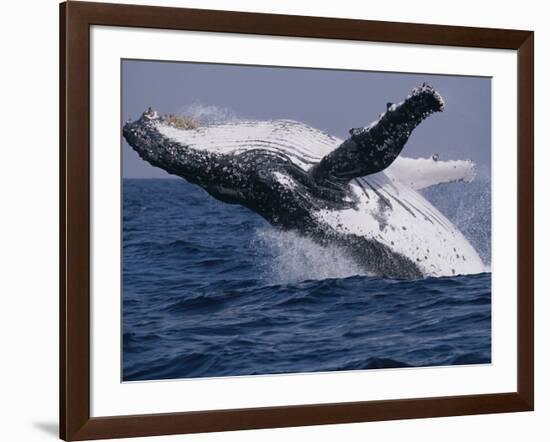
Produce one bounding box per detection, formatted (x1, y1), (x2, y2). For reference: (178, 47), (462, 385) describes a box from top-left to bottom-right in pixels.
(60, 1), (534, 440)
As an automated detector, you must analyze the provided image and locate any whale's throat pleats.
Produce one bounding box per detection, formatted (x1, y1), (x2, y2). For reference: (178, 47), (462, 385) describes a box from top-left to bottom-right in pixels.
(310, 84), (445, 187)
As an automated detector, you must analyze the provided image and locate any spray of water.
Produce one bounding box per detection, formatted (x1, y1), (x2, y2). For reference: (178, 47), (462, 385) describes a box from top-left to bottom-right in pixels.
(421, 177), (491, 267)
(177, 102), (243, 125)
(252, 228), (368, 285)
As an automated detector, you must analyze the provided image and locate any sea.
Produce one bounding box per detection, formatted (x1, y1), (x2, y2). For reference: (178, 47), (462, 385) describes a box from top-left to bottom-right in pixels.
(122, 178), (491, 381)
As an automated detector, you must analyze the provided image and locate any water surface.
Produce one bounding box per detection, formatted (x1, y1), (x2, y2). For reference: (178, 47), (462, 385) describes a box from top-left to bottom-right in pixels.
(123, 179), (491, 381)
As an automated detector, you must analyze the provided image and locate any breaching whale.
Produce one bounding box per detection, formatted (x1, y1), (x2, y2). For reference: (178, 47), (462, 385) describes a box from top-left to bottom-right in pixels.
(123, 84), (485, 279)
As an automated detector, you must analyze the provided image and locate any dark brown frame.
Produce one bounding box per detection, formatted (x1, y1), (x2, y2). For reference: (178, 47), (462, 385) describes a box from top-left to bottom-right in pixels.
(60, 1), (534, 440)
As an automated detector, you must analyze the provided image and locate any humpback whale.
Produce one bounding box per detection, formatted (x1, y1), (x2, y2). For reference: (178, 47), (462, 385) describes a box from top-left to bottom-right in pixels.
(123, 84), (485, 279)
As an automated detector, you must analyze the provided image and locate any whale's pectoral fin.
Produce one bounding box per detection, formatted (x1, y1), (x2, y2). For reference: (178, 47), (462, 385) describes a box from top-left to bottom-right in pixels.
(310, 84), (445, 188)
(386, 156), (477, 190)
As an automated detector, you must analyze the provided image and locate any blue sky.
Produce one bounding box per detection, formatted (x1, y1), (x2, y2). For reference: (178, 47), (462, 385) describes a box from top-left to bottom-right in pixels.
(122, 59), (491, 178)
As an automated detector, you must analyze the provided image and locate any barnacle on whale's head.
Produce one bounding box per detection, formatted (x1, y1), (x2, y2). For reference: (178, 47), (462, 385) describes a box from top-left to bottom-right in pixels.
(162, 114), (201, 130)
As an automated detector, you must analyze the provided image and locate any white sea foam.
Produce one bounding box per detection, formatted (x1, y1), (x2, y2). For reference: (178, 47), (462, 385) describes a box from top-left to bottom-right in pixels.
(252, 228), (367, 284)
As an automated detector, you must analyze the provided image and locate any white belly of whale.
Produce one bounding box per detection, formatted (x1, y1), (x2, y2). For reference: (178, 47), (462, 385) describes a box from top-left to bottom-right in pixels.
(313, 172), (485, 277)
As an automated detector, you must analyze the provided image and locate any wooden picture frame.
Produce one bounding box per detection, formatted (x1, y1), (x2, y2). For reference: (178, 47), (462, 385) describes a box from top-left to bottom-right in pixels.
(60, 1), (534, 440)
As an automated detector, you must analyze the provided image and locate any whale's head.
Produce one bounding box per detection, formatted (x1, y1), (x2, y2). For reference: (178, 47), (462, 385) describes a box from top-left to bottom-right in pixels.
(123, 108), (225, 189)
(123, 108), (357, 228)
(123, 109), (315, 219)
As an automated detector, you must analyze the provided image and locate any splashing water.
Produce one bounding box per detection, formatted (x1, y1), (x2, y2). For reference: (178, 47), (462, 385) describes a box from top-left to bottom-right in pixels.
(177, 102), (242, 125)
(252, 228), (368, 284)
(421, 177), (491, 266)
